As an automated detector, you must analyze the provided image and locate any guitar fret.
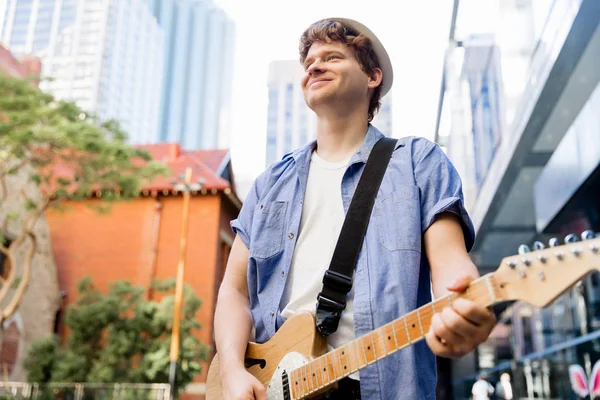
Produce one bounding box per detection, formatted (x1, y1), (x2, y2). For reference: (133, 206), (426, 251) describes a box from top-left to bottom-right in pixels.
(370, 333), (377, 360)
(416, 310), (425, 336)
(310, 360), (317, 391)
(294, 368), (301, 397)
(380, 330), (389, 356)
(392, 323), (399, 349)
(404, 317), (412, 343)
(304, 364), (310, 394)
(360, 338), (368, 365)
(320, 357), (327, 387)
(298, 367), (306, 394)
(345, 344), (357, 373)
(313, 358), (319, 390)
(354, 341), (362, 370)
(330, 352), (338, 380)
(338, 349), (345, 378)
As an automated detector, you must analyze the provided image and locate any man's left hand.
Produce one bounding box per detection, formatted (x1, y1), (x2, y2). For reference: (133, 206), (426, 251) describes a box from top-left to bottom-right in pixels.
(425, 274), (497, 358)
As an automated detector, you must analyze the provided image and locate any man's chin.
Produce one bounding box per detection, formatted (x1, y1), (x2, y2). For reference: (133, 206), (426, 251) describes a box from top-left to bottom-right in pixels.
(306, 93), (335, 110)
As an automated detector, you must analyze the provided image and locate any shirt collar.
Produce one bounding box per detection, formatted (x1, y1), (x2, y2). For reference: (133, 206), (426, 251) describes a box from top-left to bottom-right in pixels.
(291, 124), (387, 169)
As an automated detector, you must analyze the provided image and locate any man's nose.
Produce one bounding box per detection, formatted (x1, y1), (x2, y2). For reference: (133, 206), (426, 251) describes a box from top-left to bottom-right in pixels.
(307, 60), (325, 75)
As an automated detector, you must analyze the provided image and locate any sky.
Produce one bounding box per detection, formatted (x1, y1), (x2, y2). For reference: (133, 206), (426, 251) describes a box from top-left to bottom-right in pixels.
(215, 0), (455, 198)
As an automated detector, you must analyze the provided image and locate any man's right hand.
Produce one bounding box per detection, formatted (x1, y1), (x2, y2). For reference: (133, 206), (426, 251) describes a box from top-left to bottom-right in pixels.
(221, 367), (266, 400)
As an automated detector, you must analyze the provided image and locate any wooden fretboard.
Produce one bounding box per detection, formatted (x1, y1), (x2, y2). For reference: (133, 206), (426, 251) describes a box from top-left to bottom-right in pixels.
(289, 274), (500, 399)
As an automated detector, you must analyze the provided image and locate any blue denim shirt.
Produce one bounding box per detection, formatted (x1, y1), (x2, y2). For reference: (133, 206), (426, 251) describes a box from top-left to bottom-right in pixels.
(231, 125), (475, 400)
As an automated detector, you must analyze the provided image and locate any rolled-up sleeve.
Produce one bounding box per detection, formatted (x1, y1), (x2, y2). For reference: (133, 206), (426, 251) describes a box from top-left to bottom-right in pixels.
(415, 142), (475, 252)
(230, 175), (263, 249)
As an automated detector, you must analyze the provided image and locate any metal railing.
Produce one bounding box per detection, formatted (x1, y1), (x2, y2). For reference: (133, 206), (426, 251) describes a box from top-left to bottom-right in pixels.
(0, 382), (170, 400)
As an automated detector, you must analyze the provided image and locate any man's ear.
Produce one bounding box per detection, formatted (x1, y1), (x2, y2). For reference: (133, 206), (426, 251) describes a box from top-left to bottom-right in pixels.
(367, 68), (383, 90)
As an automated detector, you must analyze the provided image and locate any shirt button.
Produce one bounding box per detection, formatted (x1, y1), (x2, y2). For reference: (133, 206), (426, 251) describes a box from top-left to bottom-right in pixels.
(270, 311), (275, 317)
(288, 233), (294, 239)
(281, 271), (285, 277)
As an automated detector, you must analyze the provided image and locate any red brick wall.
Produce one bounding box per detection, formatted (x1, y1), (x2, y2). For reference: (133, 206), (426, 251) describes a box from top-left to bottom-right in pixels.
(47, 197), (159, 298)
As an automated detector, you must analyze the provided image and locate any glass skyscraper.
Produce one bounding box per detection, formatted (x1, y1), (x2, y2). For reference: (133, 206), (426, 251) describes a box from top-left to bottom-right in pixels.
(0, 0), (164, 144)
(143, 0), (235, 150)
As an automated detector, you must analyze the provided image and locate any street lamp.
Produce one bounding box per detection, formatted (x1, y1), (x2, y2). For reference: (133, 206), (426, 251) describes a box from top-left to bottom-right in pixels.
(168, 168), (204, 400)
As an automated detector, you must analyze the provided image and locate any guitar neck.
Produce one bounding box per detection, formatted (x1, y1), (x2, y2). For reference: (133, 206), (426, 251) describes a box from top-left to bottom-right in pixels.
(289, 273), (501, 399)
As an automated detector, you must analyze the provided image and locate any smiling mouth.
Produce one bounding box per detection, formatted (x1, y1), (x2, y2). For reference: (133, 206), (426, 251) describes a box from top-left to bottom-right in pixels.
(310, 79), (332, 87)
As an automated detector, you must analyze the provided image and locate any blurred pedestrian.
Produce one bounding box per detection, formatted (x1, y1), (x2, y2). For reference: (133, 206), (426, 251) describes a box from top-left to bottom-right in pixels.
(495, 373), (514, 399)
(472, 375), (494, 400)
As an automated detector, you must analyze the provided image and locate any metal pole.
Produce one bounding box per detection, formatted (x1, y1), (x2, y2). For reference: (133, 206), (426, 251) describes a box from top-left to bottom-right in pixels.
(169, 168), (193, 400)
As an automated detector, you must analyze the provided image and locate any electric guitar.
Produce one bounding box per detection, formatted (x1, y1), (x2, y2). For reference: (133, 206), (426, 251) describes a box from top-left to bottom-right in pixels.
(206, 232), (600, 400)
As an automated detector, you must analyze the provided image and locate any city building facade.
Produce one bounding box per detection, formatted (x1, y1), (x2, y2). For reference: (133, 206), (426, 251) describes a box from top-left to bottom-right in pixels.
(144, 0), (235, 150)
(435, 0), (600, 398)
(0, 0), (164, 144)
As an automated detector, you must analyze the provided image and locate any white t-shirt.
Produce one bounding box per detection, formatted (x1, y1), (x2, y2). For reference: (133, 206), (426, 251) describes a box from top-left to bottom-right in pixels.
(472, 380), (493, 400)
(280, 151), (358, 377)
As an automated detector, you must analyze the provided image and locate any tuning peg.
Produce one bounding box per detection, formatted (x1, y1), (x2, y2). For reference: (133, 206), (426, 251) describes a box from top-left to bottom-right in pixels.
(533, 241), (545, 251)
(518, 244), (531, 254)
(565, 233), (580, 243)
(549, 238), (559, 247)
(582, 230), (595, 240)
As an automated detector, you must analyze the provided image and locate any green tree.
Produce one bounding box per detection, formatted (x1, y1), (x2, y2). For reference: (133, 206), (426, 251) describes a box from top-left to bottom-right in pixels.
(24, 277), (208, 394)
(0, 72), (168, 323)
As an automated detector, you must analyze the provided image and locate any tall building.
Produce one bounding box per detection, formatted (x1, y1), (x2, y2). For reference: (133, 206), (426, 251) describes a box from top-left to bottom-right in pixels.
(435, 0), (600, 398)
(0, 0), (164, 144)
(144, 0), (235, 150)
(265, 61), (315, 167)
(265, 60), (393, 167)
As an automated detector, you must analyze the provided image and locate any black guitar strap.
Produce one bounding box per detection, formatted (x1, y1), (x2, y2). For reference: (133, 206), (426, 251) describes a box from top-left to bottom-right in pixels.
(316, 137), (398, 337)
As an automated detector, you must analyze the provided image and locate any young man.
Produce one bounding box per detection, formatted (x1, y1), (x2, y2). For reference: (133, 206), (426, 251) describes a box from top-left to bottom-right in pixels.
(214, 18), (496, 399)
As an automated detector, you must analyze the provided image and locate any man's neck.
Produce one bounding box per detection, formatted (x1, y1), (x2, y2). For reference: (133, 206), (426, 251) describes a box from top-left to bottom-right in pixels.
(314, 111), (370, 163)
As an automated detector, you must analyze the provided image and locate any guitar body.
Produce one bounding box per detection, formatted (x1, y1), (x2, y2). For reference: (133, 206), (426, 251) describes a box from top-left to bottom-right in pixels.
(206, 312), (330, 400)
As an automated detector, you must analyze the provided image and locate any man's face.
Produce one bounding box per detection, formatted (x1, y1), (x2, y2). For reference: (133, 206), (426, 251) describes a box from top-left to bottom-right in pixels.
(301, 40), (379, 112)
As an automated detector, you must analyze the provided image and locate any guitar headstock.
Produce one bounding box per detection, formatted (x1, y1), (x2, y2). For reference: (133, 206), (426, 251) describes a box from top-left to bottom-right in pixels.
(494, 231), (600, 307)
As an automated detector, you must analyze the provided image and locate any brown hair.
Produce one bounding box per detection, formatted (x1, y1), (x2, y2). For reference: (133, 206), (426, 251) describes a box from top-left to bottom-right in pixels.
(299, 19), (382, 122)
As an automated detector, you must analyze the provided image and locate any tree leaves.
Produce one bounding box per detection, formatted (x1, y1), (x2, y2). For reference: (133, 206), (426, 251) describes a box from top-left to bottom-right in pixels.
(0, 70), (171, 324)
(23, 278), (207, 393)
(0, 72), (170, 212)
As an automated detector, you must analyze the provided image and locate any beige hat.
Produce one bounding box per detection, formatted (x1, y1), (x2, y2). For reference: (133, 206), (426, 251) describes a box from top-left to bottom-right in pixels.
(328, 18), (394, 97)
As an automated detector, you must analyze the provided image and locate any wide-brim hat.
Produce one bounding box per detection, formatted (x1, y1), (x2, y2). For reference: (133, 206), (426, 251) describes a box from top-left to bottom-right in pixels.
(327, 18), (394, 97)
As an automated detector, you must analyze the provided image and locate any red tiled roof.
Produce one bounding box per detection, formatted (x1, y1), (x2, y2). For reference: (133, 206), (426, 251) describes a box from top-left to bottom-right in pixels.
(192, 149), (228, 172)
(0, 44), (41, 79)
(136, 143), (231, 192)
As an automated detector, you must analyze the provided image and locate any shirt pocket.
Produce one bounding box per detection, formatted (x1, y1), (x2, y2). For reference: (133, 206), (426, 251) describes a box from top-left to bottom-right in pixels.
(250, 201), (287, 259)
(374, 185), (421, 252)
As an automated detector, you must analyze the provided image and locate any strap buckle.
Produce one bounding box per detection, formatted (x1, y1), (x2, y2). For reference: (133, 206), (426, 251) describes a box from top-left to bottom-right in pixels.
(315, 294), (346, 337)
(322, 270), (353, 293)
